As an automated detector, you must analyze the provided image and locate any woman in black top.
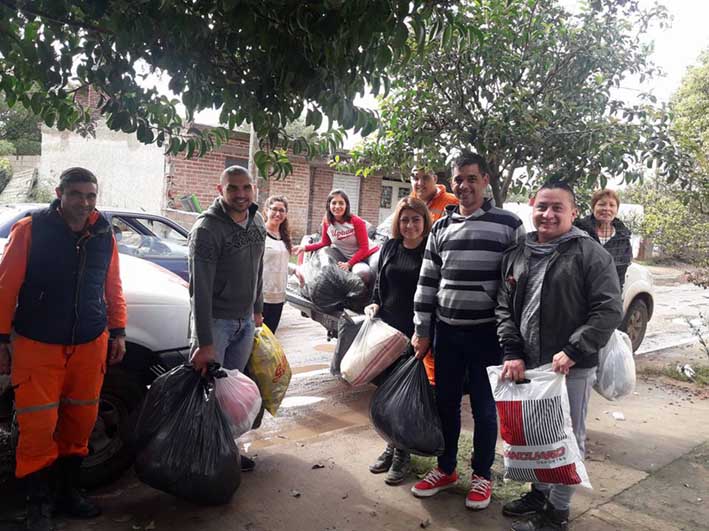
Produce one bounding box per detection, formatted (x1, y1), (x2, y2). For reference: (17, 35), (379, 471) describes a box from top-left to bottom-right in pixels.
(364, 196), (432, 486)
(575, 188), (633, 289)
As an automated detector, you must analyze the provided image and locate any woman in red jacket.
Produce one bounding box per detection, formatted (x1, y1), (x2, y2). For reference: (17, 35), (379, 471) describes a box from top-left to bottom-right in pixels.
(294, 189), (379, 287)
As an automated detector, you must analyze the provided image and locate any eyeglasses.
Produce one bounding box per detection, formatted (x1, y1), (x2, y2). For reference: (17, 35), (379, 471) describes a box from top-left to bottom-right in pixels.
(269, 207), (287, 213)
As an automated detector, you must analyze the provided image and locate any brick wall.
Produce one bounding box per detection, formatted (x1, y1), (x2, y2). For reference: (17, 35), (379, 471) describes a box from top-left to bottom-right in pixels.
(308, 166), (335, 234)
(359, 174), (383, 228)
(167, 132), (251, 213)
(166, 128), (384, 241)
(260, 157), (311, 242)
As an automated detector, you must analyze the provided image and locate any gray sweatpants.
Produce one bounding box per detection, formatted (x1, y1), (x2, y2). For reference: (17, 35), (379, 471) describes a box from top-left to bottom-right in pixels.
(534, 367), (595, 511)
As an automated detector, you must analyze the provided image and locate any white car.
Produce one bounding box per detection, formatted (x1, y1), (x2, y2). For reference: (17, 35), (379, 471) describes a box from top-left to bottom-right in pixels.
(0, 240), (191, 488)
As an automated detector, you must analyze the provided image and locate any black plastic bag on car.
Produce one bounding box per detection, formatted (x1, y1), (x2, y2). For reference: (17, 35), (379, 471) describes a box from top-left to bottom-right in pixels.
(133, 364), (241, 505)
(308, 264), (369, 313)
(331, 311), (366, 377)
(369, 356), (444, 457)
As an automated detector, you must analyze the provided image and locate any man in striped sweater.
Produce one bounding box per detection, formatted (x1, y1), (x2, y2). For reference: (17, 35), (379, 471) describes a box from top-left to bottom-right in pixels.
(410, 153), (525, 510)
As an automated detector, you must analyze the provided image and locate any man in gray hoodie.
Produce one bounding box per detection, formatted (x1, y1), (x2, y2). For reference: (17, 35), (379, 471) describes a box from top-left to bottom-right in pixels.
(496, 180), (622, 531)
(188, 165), (266, 469)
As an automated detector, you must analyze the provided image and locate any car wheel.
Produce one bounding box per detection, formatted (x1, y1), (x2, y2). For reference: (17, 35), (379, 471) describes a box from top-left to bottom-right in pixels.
(80, 367), (146, 489)
(620, 298), (649, 353)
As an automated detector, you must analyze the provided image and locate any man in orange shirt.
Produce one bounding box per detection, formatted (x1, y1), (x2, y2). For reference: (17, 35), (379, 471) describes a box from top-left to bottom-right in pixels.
(0, 167), (127, 531)
(410, 167), (459, 222)
(410, 167), (458, 384)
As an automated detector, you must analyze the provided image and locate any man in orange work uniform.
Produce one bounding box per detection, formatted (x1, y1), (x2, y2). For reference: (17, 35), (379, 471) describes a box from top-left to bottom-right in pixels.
(0, 167), (127, 531)
(409, 167), (459, 384)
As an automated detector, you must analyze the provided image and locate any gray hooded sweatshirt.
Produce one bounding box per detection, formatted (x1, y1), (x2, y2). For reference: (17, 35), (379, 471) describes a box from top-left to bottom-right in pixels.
(188, 198), (266, 347)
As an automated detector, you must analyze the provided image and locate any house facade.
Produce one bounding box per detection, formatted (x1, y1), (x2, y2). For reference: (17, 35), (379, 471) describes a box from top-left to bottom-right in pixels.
(32, 86), (403, 241)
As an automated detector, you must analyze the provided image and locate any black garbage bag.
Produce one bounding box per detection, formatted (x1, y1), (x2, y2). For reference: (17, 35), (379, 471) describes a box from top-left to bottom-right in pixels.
(369, 356), (444, 457)
(309, 264), (368, 313)
(133, 364), (241, 505)
(331, 311), (366, 376)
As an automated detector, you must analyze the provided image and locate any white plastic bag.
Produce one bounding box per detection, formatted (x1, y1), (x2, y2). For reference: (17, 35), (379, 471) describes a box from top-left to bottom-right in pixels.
(594, 330), (635, 401)
(487, 365), (592, 489)
(340, 317), (408, 386)
(214, 369), (263, 438)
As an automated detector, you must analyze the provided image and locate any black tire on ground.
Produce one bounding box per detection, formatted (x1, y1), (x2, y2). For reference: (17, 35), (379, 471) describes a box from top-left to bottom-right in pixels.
(620, 298), (649, 353)
(80, 367), (146, 489)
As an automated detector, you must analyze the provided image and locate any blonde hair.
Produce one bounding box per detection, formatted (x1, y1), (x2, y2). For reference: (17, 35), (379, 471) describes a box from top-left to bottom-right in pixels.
(591, 189), (620, 210)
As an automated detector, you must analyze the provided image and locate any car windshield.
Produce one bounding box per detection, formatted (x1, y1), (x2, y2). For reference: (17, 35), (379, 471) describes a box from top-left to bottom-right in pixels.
(111, 217), (188, 260)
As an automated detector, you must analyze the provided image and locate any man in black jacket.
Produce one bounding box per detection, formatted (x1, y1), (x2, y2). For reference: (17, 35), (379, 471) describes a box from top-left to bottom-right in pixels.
(496, 181), (622, 531)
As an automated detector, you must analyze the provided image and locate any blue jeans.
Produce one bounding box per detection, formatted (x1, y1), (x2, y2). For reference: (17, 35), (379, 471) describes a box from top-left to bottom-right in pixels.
(433, 321), (501, 479)
(191, 318), (255, 371)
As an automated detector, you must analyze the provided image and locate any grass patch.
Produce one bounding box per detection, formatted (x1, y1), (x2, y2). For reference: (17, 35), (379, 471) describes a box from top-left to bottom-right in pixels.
(637, 364), (709, 386)
(410, 432), (529, 503)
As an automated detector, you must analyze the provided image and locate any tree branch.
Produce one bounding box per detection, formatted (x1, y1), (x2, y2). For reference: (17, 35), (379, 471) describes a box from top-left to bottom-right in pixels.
(0, 0), (112, 34)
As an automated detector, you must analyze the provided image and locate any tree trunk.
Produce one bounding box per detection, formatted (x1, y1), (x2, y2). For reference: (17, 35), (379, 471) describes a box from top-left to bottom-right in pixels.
(489, 171), (504, 206)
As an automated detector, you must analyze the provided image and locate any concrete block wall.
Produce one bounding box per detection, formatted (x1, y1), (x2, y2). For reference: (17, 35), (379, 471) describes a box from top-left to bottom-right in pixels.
(7, 155), (40, 175)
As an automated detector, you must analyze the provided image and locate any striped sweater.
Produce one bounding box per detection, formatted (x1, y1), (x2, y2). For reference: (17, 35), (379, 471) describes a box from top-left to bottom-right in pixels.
(413, 200), (525, 337)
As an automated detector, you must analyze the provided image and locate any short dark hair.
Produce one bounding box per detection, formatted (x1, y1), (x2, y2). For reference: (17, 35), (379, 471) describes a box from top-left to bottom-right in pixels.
(325, 189), (352, 224)
(453, 152), (490, 176)
(221, 165), (253, 184)
(58, 167), (98, 191)
(538, 179), (577, 207)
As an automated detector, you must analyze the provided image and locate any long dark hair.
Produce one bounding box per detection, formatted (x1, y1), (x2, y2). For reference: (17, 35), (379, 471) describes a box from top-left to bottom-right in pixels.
(265, 195), (292, 252)
(325, 189), (352, 225)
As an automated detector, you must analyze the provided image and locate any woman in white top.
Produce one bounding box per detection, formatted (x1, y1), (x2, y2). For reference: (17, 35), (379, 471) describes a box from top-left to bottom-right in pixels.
(262, 195), (293, 333)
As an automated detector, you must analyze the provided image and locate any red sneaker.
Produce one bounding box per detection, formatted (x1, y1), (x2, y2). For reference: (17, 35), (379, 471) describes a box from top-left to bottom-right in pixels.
(465, 474), (492, 510)
(411, 467), (458, 498)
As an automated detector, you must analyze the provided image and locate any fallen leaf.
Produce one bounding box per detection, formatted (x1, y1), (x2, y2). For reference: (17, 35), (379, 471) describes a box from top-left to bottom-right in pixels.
(290, 489), (301, 498)
(312, 463), (325, 469)
(420, 519), (431, 529)
(341, 493), (349, 500)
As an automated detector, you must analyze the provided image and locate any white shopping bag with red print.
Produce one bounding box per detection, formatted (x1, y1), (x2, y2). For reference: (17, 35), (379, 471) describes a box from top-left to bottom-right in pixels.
(487, 365), (591, 489)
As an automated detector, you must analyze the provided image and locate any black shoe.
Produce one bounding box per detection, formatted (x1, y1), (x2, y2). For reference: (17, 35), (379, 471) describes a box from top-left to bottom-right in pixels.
(54, 489), (101, 519)
(511, 505), (569, 531)
(53, 456), (101, 519)
(240, 455), (256, 472)
(26, 500), (54, 531)
(25, 469), (55, 531)
(384, 449), (410, 485)
(503, 487), (547, 517)
(368, 444), (394, 474)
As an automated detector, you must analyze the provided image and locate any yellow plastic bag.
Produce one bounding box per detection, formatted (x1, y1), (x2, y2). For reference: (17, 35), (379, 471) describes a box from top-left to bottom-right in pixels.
(246, 325), (291, 416)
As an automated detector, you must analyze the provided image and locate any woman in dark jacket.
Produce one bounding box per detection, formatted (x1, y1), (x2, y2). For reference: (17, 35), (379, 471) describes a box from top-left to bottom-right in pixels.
(364, 196), (432, 486)
(576, 189), (633, 289)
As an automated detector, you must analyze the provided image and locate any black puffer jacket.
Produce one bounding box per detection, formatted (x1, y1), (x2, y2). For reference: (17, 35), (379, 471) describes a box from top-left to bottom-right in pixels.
(575, 215), (632, 289)
(496, 233), (623, 369)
